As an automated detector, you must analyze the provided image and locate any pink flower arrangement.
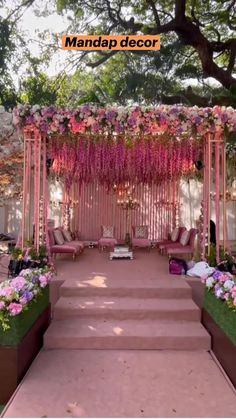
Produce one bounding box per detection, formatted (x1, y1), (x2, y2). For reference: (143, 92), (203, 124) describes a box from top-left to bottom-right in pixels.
(11, 276), (26, 291)
(0, 266), (53, 331)
(8, 302), (23, 316)
(13, 104), (236, 138)
(202, 270), (236, 310)
(0, 286), (15, 300)
(39, 275), (48, 288)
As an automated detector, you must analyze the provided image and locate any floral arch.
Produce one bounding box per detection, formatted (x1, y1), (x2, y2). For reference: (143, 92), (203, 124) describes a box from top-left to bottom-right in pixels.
(13, 104), (236, 262)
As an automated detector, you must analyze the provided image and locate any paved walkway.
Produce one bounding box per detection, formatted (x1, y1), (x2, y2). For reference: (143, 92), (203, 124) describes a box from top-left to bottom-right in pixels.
(3, 349), (236, 417)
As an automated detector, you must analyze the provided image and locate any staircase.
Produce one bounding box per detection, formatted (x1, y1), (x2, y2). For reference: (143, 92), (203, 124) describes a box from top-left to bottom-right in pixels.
(44, 277), (210, 350)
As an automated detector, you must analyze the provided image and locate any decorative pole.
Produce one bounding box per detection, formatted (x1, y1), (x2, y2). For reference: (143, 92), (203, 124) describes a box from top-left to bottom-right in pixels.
(207, 133), (212, 258)
(215, 134), (220, 263)
(201, 133), (210, 261)
(199, 200), (205, 260)
(222, 139), (227, 252)
(63, 185), (71, 231)
(21, 136), (27, 249)
(16, 127), (49, 256)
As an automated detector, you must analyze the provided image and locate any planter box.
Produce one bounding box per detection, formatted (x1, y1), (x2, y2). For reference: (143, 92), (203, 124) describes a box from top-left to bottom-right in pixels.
(0, 286), (50, 346)
(0, 287), (51, 404)
(202, 290), (236, 388)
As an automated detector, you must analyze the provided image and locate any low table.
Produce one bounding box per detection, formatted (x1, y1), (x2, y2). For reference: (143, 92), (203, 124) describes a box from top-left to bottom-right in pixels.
(110, 246), (133, 260)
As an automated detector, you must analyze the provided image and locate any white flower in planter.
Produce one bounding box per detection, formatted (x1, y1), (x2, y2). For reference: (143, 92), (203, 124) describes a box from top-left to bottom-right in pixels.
(215, 287), (224, 299)
(224, 279), (235, 291)
(206, 277), (215, 288)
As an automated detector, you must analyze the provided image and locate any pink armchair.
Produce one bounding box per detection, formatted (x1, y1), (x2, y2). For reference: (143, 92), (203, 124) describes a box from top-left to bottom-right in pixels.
(98, 226), (118, 251)
(131, 226), (151, 250)
(166, 228), (198, 259)
(158, 227), (187, 253)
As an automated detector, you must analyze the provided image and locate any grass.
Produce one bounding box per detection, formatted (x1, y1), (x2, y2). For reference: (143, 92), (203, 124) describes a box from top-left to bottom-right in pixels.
(204, 290), (236, 346)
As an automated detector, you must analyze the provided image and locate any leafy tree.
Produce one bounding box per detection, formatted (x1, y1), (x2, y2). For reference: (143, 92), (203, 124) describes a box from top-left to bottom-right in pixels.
(54, 0), (236, 97)
(20, 73), (57, 105)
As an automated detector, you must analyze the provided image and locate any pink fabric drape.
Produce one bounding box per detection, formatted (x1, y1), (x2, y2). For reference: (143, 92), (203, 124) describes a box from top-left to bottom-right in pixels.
(69, 181), (179, 241)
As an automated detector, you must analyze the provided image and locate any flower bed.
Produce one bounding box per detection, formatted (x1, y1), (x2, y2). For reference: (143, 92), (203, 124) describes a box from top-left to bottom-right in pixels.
(202, 269), (236, 345)
(0, 267), (53, 340)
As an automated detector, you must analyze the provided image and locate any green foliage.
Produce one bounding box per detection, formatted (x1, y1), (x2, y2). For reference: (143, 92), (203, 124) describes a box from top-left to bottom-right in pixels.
(1, 0), (236, 107)
(9, 245), (47, 262)
(206, 244), (234, 268)
(10, 247), (25, 261)
(20, 73), (57, 106)
(52, 0), (236, 92)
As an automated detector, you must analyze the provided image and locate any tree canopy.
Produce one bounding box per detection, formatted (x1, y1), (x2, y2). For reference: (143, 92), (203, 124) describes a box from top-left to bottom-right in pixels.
(1, 0), (236, 108)
(54, 0), (236, 91)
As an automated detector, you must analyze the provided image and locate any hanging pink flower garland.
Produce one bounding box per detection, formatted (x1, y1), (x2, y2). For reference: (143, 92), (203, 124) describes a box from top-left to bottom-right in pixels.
(48, 135), (198, 187)
(13, 103), (234, 187)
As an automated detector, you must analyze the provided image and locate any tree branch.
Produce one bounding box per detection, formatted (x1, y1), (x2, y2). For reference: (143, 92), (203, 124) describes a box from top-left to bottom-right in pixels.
(228, 40), (236, 73)
(81, 0), (236, 89)
(175, 0), (186, 21)
(227, 0), (236, 30)
(147, 0), (161, 27)
(5, 0), (35, 23)
(87, 50), (118, 68)
(161, 88), (236, 107)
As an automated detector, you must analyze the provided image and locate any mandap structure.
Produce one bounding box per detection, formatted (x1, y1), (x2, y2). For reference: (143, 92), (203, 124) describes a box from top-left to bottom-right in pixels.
(13, 104), (236, 262)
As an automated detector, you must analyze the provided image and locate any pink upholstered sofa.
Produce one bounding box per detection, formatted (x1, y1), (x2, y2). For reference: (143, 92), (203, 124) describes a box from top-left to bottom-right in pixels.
(158, 227), (187, 253)
(48, 227), (84, 260)
(166, 228), (198, 258)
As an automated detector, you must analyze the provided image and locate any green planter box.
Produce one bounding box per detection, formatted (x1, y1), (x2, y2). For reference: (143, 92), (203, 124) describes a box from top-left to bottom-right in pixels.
(0, 286), (50, 346)
(204, 289), (236, 346)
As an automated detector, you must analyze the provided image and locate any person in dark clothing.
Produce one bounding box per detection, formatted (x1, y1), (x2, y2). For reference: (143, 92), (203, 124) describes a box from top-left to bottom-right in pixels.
(210, 219), (216, 245)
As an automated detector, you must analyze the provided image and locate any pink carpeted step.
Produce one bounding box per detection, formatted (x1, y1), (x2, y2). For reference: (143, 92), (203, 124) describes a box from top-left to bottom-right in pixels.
(44, 318), (211, 350)
(53, 296), (201, 321)
(60, 278), (192, 299)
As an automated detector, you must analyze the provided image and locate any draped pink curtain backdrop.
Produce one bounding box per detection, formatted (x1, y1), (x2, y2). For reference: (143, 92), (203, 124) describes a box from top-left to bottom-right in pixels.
(70, 181), (179, 241)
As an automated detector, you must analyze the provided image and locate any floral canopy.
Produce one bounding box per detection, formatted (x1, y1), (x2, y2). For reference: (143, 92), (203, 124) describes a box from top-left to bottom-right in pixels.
(0, 103), (235, 201)
(14, 104), (236, 137)
(12, 104), (236, 189)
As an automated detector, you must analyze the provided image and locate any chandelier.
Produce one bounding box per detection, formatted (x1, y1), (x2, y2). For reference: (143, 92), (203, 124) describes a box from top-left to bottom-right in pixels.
(113, 182), (139, 210)
(117, 195), (139, 210)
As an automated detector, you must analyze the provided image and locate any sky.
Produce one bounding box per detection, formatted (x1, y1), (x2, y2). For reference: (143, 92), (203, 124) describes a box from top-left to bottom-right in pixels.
(0, 0), (72, 85)
(19, 3), (69, 77)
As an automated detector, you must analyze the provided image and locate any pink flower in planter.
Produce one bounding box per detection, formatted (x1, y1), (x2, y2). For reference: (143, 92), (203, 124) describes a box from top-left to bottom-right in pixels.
(0, 301), (6, 310)
(219, 273), (230, 283)
(8, 302), (23, 316)
(20, 269), (32, 276)
(11, 276), (26, 291)
(230, 286), (236, 299)
(19, 296), (28, 306)
(0, 286), (15, 299)
(39, 275), (48, 288)
(224, 292), (230, 300)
